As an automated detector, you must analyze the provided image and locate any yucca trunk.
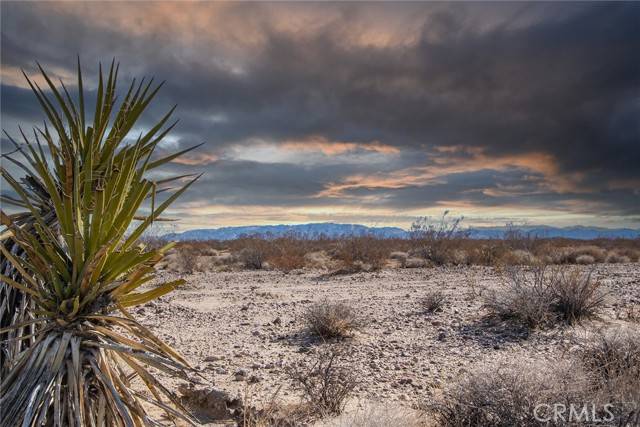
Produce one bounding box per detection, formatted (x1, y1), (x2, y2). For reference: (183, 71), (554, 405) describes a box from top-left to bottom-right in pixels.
(1, 60), (201, 426)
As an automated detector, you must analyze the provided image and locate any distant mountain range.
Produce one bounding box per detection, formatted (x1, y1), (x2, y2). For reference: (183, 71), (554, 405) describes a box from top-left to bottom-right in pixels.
(163, 223), (640, 241)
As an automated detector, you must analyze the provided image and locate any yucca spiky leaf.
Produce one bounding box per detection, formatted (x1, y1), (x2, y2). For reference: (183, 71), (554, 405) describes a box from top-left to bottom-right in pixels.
(0, 60), (200, 426)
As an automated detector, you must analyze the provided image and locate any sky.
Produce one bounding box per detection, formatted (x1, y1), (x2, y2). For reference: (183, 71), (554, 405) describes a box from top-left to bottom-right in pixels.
(1, 1), (639, 230)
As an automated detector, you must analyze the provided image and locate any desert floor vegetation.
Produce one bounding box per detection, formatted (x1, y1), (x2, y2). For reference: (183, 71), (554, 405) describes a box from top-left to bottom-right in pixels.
(166, 233), (640, 275)
(129, 261), (639, 426)
(285, 347), (359, 417)
(3, 64), (636, 427)
(430, 327), (640, 426)
(304, 301), (364, 340)
(484, 265), (607, 328)
(420, 290), (447, 313)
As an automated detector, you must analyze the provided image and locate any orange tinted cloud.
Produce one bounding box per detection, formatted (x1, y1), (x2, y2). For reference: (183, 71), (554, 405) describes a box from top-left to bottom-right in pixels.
(171, 153), (219, 166)
(281, 136), (399, 156)
(317, 147), (584, 198)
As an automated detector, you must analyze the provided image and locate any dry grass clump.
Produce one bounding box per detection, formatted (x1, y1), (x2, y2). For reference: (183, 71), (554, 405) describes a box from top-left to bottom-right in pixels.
(286, 348), (358, 417)
(578, 328), (640, 425)
(580, 328), (640, 394)
(421, 290), (446, 313)
(236, 386), (308, 427)
(305, 301), (363, 339)
(430, 360), (581, 427)
(485, 266), (605, 328)
(317, 403), (426, 427)
(550, 268), (605, 324)
(484, 266), (557, 328)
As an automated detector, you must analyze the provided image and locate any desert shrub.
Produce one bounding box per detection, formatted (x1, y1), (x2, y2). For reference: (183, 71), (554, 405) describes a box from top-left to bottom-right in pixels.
(552, 245), (607, 264)
(610, 247), (640, 262)
(404, 257), (427, 268)
(332, 236), (388, 271)
(286, 348), (358, 416)
(409, 212), (470, 266)
(580, 328), (640, 390)
(579, 328), (640, 425)
(431, 360), (582, 427)
(176, 247), (200, 273)
(503, 223), (538, 252)
(485, 266), (605, 327)
(268, 252), (306, 271)
(605, 252), (631, 263)
(573, 246), (607, 263)
(550, 268), (605, 324)
(484, 266), (557, 328)
(304, 251), (333, 269)
(421, 290), (446, 313)
(305, 301), (362, 339)
(466, 243), (508, 266)
(213, 251), (236, 265)
(236, 389), (307, 427)
(504, 249), (536, 265)
(235, 238), (278, 269)
(575, 254), (595, 265)
(265, 237), (310, 271)
(389, 251), (409, 267)
(239, 247), (267, 269)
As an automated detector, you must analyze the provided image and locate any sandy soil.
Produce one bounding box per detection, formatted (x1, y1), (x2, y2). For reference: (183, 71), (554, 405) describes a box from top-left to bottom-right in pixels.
(138, 264), (640, 425)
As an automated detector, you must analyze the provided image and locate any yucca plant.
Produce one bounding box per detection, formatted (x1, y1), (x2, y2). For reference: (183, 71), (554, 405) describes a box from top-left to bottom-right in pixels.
(0, 60), (201, 425)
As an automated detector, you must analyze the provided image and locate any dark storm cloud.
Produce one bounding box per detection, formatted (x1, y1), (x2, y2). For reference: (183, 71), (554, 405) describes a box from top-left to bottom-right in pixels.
(1, 1), (639, 225)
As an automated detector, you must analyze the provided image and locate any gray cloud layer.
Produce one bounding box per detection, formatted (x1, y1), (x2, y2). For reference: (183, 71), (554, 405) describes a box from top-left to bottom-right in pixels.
(1, 2), (639, 227)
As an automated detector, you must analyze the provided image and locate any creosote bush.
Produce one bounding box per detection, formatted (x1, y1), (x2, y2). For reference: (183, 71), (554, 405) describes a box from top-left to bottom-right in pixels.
(550, 268), (605, 324)
(430, 360), (584, 427)
(484, 266), (557, 328)
(484, 265), (605, 328)
(332, 236), (389, 272)
(305, 301), (362, 339)
(580, 328), (640, 399)
(239, 246), (269, 269)
(285, 347), (358, 417)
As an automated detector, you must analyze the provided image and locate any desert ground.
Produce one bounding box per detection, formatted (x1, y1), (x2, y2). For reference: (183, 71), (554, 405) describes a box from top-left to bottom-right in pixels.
(139, 262), (640, 426)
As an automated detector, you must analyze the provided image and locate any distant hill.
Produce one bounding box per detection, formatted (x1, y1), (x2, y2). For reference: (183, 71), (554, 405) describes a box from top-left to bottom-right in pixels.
(465, 225), (640, 240)
(162, 223), (640, 241)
